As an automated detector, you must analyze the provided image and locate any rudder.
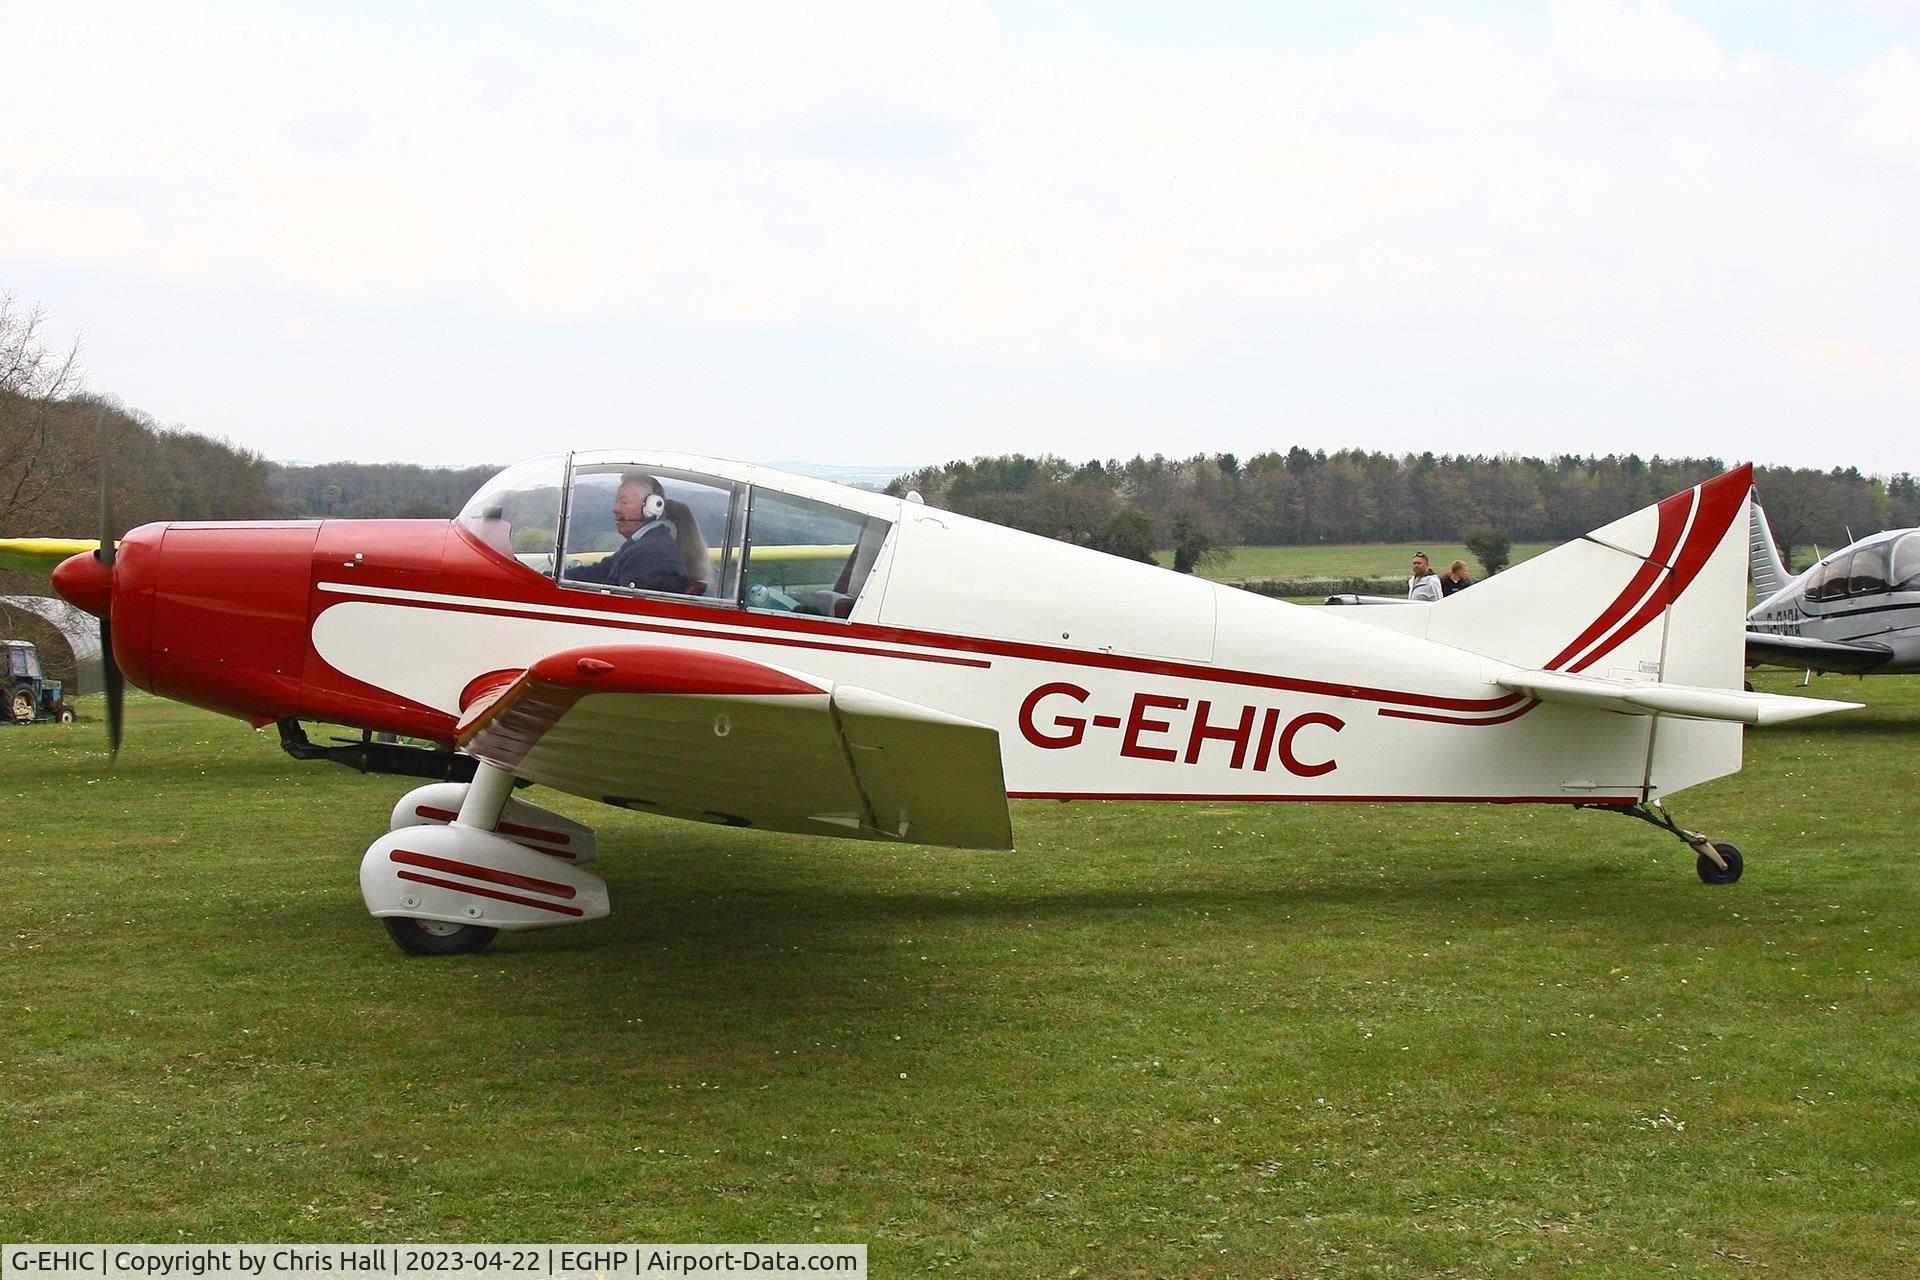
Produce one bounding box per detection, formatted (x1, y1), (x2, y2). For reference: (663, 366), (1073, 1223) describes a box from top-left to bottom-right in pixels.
(1748, 497), (1790, 602)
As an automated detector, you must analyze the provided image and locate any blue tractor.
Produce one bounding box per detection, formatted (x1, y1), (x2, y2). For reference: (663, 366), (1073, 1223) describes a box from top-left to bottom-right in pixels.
(2, 639), (73, 724)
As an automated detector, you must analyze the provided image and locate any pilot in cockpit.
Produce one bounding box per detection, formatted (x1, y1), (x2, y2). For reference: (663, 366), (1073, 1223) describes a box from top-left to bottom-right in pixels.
(565, 472), (690, 594)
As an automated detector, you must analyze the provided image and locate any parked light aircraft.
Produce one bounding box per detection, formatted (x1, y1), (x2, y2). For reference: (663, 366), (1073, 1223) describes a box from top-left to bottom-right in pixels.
(16, 455), (1856, 955)
(1745, 501), (1920, 675)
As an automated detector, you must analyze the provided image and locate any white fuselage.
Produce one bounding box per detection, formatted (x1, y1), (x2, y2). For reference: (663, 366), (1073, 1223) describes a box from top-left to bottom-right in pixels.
(308, 466), (1742, 808)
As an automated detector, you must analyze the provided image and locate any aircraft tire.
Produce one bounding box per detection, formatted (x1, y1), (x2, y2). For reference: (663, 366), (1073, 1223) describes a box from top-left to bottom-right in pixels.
(1696, 843), (1743, 885)
(381, 916), (498, 956)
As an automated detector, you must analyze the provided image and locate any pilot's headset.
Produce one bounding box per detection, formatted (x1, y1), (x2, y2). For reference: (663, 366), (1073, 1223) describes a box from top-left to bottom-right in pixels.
(642, 489), (666, 520)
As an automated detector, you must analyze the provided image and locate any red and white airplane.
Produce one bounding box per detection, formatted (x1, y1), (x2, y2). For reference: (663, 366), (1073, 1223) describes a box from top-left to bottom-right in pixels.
(34, 453), (1855, 955)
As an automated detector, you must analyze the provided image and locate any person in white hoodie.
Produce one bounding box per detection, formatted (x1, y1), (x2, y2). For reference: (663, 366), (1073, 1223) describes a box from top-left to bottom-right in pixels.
(1407, 552), (1443, 602)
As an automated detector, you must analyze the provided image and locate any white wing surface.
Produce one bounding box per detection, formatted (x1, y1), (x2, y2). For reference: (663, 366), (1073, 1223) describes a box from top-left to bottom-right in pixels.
(455, 644), (1012, 849)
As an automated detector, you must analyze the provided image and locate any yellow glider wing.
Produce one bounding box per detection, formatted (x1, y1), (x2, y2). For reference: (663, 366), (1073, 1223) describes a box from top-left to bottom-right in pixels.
(0, 538), (99, 575)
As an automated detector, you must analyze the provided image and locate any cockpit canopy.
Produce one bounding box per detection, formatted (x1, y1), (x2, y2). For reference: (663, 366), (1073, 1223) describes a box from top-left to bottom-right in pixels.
(1799, 530), (1920, 603)
(456, 453), (896, 621)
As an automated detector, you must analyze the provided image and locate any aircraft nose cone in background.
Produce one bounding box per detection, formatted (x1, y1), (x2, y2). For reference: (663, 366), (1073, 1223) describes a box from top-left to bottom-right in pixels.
(52, 549), (112, 618)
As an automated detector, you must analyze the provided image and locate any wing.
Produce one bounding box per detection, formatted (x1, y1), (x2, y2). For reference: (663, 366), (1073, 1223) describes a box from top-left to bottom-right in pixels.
(455, 644), (1012, 850)
(1745, 630), (1893, 674)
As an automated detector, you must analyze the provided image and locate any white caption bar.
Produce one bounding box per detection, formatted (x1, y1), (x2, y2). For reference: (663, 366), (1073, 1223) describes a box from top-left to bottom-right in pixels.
(3, 1247), (865, 1280)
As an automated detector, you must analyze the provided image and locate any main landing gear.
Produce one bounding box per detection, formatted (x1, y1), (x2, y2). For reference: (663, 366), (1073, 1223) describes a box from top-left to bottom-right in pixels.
(1579, 801), (1743, 884)
(359, 763), (609, 955)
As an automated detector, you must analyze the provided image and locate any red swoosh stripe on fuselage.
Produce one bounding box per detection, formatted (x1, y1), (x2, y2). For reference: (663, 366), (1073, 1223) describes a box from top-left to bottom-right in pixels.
(319, 581), (1529, 717)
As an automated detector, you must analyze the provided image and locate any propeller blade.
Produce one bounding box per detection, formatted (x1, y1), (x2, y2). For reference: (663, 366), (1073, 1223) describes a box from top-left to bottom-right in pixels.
(101, 618), (124, 758)
(97, 409), (114, 569)
(94, 407), (123, 757)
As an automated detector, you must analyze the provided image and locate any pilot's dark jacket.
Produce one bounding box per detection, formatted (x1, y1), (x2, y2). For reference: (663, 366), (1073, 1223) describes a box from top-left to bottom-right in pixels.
(565, 521), (689, 593)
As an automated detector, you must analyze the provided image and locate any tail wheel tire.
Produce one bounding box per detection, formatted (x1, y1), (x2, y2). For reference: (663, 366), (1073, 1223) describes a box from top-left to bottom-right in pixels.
(10, 690), (33, 723)
(1696, 842), (1744, 885)
(381, 916), (498, 956)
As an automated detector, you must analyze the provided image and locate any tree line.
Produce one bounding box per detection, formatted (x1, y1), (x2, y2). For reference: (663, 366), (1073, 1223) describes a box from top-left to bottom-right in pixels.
(269, 461), (497, 520)
(0, 301), (275, 548)
(6, 288), (1911, 582)
(888, 450), (1916, 571)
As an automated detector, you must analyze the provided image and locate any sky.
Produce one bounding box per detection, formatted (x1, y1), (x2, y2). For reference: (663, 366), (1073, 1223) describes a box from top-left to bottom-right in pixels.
(1, 1), (1916, 474)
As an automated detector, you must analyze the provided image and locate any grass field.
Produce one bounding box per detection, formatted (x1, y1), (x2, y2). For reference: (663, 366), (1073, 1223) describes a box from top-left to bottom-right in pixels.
(4, 680), (1918, 1275)
(1184, 543), (1832, 585)
(1188, 543), (1553, 584)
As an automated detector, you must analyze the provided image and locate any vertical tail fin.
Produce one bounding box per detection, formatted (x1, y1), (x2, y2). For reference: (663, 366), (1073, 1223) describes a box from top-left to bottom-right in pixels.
(1418, 466), (1756, 800)
(1748, 496), (1789, 601)
(1421, 465), (1753, 684)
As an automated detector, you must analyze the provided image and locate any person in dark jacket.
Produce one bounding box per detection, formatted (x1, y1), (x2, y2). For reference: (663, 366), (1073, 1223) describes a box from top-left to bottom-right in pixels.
(1441, 560), (1472, 596)
(565, 473), (689, 593)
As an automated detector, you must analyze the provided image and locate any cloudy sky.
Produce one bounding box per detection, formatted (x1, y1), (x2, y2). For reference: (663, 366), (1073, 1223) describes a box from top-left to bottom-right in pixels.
(2, 1), (1916, 473)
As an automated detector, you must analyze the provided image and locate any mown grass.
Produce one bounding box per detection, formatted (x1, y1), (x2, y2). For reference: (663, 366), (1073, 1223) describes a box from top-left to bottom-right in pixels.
(2, 678), (1917, 1276)
(1187, 542), (1825, 585)
(1159, 544), (1554, 583)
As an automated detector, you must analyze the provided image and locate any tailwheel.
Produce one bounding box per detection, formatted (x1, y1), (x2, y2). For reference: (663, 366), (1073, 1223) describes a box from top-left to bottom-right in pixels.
(1696, 842), (1743, 885)
(381, 916), (498, 956)
(1578, 802), (1747, 885)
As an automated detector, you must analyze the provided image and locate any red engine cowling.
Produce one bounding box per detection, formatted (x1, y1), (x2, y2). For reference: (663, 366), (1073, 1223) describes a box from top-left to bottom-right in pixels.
(134, 522), (322, 720)
(57, 518), (463, 737)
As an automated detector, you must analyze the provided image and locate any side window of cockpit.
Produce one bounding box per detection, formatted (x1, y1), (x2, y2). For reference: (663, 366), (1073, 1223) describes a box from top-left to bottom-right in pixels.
(1892, 534), (1920, 589)
(742, 491), (891, 619)
(1847, 544), (1889, 595)
(561, 467), (743, 600)
(1811, 553), (1855, 602)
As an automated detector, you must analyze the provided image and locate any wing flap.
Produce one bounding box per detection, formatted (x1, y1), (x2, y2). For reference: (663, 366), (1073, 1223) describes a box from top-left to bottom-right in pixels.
(458, 645), (1011, 849)
(1497, 668), (1859, 725)
(833, 686), (1013, 849)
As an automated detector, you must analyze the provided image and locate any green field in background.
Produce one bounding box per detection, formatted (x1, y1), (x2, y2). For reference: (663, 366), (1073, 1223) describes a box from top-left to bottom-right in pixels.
(1159, 543), (1554, 582)
(1176, 542), (1834, 585)
(3, 682), (1916, 1274)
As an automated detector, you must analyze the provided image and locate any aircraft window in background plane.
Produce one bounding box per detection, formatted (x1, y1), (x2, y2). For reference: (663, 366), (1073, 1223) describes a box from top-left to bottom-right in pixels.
(1893, 534), (1920, 589)
(455, 454), (567, 573)
(1807, 553), (1852, 603)
(742, 488), (891, 619)
(561, 463), (745, 602)
(1847, 543), (1889, 596)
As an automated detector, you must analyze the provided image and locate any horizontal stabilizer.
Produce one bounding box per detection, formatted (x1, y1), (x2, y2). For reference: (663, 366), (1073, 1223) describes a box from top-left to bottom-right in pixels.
(1497, 668), (1859, 725)
(1323, 594), (1426, 607)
